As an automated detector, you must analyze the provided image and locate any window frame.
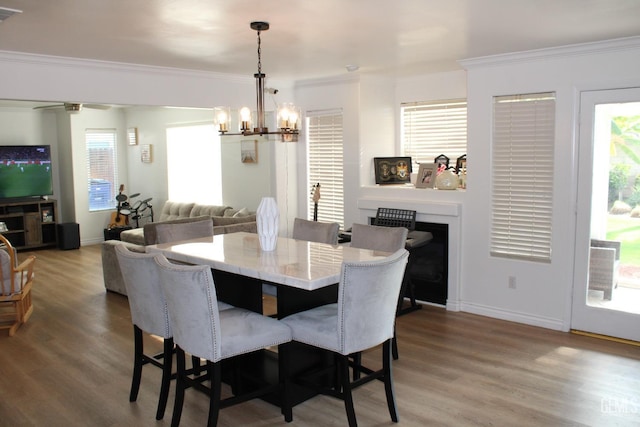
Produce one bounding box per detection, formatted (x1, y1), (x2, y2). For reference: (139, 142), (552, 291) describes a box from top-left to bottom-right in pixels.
(305, 110), (345, 229)
(86, 128), (118, 212)
(401, 99), (468, 171)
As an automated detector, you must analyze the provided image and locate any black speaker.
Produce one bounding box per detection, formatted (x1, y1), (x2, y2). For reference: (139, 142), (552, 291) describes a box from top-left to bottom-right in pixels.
(57, 223), (80, 250)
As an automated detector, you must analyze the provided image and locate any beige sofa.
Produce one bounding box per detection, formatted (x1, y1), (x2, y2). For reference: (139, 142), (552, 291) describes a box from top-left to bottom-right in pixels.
(119, 201), (257, 247)
(103, 201), (257, 295)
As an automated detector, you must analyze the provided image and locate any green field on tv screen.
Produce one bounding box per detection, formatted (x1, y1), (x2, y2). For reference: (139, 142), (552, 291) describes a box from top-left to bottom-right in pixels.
(0, 164), (53, 198)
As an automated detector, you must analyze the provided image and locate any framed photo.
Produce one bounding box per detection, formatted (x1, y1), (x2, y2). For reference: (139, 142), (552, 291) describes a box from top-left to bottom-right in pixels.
(374, 157), (412, 185)
(456, 154), (467, 173)
(241, 139), (258, 163)
(42, 208), (53, 223)
(434, 154), (450, 169)
(141, 144), (153, 163)
(127, 127), (138, 145)
(415, 163), (438, 188)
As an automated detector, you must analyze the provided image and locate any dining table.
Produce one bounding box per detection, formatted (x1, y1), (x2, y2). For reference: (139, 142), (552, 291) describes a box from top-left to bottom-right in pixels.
(146, 231), (392, 407)
(146, 231), (391, 314)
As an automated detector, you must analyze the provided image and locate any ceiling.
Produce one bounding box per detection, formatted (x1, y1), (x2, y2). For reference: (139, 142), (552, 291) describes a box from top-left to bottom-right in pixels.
(0, 0), (639, 82)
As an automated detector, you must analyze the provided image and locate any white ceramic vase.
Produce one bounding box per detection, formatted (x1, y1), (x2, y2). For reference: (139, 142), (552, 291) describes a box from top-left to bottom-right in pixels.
(256, 197), (279, 251)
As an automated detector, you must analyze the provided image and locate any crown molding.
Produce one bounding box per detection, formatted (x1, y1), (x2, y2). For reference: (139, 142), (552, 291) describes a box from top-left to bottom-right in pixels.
(0, 50), (253, 84)
(295, 73), (360, 89)
(459, 36), (640, 69)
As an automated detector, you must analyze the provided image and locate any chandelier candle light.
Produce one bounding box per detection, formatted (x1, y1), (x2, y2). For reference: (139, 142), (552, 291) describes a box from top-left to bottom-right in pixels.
(214, 22), (301, 142)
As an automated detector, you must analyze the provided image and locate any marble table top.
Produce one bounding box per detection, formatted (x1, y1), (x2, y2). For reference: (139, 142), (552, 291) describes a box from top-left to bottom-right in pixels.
(146, 232), (391, 291)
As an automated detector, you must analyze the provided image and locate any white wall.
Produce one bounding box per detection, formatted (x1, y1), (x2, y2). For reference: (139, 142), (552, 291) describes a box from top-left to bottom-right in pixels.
(0, 107), (62, 207)
(69, 108), (128, 242)
(292, 38), (640, 331)
(295, 76), (362, 227)
(460, 37), (640, 330)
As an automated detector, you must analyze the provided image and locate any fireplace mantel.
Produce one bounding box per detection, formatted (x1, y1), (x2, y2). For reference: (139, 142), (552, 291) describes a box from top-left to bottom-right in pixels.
(357, 197), (461, 311)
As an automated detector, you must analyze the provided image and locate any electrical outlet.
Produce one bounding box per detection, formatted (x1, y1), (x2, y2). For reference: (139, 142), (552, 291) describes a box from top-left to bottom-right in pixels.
(508, 276), (516, 289)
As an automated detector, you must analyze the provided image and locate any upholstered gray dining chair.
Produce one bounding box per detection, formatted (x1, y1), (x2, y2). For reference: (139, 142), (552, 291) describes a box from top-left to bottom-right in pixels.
(115, 244), (232, 421)
(263, 217), (340, 301)
(350, 223), (408, 365)
(115, 244), (174, 421)
(281, 249), (409, 427)
(292, 217), (340, 245)
(350, 222), (408, 253)
(155, 254), (293, 427)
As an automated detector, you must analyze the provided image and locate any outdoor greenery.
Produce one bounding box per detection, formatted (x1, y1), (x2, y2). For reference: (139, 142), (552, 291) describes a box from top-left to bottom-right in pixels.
(606, 114), (640, 267)
(608, 115), (640, 208)
(609, 164), (631, 204)
(607, 215), (640, 266)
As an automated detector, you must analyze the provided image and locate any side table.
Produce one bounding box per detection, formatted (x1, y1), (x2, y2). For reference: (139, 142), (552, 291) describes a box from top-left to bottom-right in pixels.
(104, 226), (132, 241)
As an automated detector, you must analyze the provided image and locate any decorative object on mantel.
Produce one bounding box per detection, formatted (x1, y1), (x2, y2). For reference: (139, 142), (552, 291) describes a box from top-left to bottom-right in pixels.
(256, 197), (279, 251)
(459, 169), (467, 189)
(374, 157), (412, 185)
(241, 140), (258, 163)
(434, 154), (450, 169)
(456, 154), (467, 189)
(455, 154), (466, 174)
(435, 167), (460, 190)
(415, 163), (438, 188)
(213, 22), (300, 142)
(141, 144), (152, 163)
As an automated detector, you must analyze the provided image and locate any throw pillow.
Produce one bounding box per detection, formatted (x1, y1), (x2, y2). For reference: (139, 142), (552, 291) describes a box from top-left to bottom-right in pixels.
(212, 214), (257, 226)
(233, 208), (250, 217)
(1, 249), (15, 295)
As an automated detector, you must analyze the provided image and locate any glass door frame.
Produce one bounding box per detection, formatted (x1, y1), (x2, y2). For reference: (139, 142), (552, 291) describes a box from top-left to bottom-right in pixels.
(571, 87), (640, 343)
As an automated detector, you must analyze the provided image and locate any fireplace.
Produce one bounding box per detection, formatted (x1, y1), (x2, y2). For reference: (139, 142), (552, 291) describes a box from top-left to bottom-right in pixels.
(366, 218), (448, 305)
(357, 197), (461, 310)
(409, 222), (448, 304)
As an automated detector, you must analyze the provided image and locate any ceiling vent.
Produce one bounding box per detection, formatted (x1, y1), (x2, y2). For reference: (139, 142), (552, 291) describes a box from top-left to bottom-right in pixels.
(0, 7), (22, 22)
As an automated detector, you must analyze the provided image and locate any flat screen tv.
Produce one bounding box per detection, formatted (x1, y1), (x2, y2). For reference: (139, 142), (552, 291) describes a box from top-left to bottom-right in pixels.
(0, 145), (54, 199)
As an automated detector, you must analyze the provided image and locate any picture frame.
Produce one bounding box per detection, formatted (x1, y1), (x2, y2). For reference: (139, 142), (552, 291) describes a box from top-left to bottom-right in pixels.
(455, 154), (467, 174)
(434, 154), (450, 169)
(141, 144), (152, 163)
(374, 157), (412, 185)
(42, 208), (53, 223)
(127, 127), (138, 145)
(415, 163), (438, 188)
(241, 139), (258, 163)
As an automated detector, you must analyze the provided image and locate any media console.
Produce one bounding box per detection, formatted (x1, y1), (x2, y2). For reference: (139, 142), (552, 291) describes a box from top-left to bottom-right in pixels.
(0, 199), (58, 250)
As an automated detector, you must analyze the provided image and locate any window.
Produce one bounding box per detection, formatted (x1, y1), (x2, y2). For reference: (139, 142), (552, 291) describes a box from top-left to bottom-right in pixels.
(491, 92), (555, 263)
(166, 124), (222, 204)
(401, 99), (467, 169)
(306, 111), (344, 228)
(86, 129), (118, 212)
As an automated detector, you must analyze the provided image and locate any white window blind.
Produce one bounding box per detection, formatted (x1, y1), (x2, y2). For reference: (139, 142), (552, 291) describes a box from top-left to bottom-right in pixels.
(401, 99), (467, 169)
(491, 92), (555, 263)
(86, 129), (118, 212)
(307, 112), (344, 228)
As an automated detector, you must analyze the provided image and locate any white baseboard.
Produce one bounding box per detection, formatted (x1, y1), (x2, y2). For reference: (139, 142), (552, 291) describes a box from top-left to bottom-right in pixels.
(459, 301), (564, 331)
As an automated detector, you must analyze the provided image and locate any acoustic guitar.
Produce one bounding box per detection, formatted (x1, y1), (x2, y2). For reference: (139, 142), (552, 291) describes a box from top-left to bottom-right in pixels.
(312, 183), (320, 221)
(108, 184), (129, 228)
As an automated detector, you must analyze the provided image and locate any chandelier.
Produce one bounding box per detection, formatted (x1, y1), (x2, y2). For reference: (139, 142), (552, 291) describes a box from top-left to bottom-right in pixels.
(214, 22), (300, 142)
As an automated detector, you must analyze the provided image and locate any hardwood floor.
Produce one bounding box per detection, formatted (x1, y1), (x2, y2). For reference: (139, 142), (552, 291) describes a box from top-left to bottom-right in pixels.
(1, 244), (639, 426)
